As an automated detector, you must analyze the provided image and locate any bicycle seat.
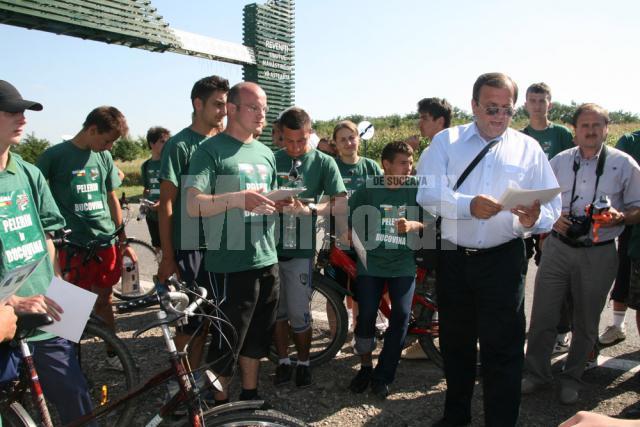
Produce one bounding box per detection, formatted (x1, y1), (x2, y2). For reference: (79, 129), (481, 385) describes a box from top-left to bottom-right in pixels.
(15, 312), (53, 340)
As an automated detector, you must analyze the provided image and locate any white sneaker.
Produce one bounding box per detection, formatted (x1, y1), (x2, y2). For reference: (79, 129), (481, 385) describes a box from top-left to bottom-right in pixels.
(598, 325), (626, 346)
(552, 334), (571, 355)
(105, 355), (123, 371)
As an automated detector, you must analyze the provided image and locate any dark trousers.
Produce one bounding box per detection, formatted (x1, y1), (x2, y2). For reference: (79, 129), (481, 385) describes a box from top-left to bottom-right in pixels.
(32, 337), (94, 425)
(354, 276), (415, 384)
(437, 239), (526, 427)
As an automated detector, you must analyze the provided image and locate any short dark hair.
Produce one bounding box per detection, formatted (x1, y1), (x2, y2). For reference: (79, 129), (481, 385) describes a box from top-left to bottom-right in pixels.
(82, 106), (128, 136)
(526, 82), (552, 100)
(472, 72), (518, 104)
(146, 126), (170, 149)
(190, 75), (229, 110)
(279, 107), (311, 131)
(571, 103), (610, 127)
(381, 141), (413, 164)
(417, 97), (453, 129)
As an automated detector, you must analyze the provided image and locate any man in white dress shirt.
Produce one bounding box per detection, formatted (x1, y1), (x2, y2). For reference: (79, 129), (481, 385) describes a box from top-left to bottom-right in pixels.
(416, 72), (561, 427)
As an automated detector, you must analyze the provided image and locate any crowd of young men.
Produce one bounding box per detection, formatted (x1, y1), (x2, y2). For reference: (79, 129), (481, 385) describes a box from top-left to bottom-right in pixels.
(1, 71), (639, 427)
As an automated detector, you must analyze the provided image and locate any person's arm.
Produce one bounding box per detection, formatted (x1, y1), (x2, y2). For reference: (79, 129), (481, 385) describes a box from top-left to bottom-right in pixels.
(559, 410), (638, 427)
(186, 187), (275, 217)
(415, 137), (478, 220)
(0, 305), (17, 342)
(107, 190), (137, 262)
(46, 233), (61, 278)
(157, 180), (179, 282)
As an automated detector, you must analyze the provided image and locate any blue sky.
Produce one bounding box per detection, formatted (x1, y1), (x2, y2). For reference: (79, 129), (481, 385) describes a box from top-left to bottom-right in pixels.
(2, 0), (639, 142)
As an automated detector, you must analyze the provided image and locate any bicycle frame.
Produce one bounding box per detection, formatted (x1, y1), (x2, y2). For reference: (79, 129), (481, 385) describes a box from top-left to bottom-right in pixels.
(326, 241), (439, 338)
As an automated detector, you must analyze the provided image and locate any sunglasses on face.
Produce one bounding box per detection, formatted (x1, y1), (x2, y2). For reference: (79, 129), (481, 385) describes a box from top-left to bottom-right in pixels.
(478, 104), (515, 117)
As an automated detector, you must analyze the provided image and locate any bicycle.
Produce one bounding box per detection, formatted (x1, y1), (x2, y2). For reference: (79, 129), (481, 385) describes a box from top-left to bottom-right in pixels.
(269, 229), (443, 370)
(2, 279), (308, 426)
(112, 193), (160, 301)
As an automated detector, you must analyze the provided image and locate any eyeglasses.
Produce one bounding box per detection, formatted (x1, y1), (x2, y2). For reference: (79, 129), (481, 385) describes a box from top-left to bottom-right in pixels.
(289, 158), (302, 181)
(235, 104), (269, 115)
(477, 104), (515, 117)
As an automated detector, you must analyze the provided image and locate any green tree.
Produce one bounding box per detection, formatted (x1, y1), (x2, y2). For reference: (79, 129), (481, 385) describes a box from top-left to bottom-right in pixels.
(111, 137), (142, 162)
(10, 132), (50, 164)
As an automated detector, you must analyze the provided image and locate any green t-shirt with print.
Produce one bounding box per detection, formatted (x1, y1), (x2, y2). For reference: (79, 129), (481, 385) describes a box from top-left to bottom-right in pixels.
(349, 178), (421, 277)
(275, 148), (346, 258)
(159, 127), (209, 250)
(187, 133), (278, 273)
(141, 158), (161, 220)
(36, 141), (120, 245)
(619, 131), (640, 259)
(522, 123), (574, 159)
(1, 153), (65, 341)
(335, 157), (382, 197)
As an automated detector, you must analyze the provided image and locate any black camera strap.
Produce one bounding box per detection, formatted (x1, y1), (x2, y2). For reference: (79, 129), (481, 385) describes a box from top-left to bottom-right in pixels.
(568, 145), (607, 215)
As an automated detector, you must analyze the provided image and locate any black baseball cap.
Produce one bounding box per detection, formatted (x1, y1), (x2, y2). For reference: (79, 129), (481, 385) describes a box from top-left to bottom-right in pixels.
(0, 80), (43, 113)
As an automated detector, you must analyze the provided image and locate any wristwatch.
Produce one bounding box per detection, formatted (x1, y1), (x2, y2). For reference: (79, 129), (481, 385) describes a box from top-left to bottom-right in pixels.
(307, 203), (318, 214)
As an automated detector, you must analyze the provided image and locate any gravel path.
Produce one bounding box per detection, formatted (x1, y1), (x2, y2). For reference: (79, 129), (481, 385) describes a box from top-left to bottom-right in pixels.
(113, 306), (639, 427)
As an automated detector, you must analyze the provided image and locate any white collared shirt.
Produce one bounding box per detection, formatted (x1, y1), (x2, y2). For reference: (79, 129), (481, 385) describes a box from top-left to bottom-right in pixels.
(416, 122), (561, 249)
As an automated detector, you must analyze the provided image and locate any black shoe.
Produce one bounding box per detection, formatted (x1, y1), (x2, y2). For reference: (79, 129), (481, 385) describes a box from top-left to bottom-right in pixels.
(349, 366), (372, 393)
(295, 365), (313, 388)
(274, 363), (293, 386)
(370, 380), (389, 400)
(431, 417), (471, 427)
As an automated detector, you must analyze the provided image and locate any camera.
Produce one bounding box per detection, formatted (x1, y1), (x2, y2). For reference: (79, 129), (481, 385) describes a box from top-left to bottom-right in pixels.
(565, 215), (592, 239)
(565, 195), (612, 240)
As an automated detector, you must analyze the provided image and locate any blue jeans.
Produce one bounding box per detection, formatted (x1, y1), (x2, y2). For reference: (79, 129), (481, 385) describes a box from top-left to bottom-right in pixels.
(354, 275), (415, 384)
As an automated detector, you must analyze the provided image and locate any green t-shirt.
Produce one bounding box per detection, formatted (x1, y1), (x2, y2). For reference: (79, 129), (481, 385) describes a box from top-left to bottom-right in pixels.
(187, 133), (278, 273)
(159, 127), (209, 250)
(619, 131), (640, 259)
(335, 157), (382, 197)
(36, 141), (120, 245)
(141, 158), (161, 220)
(522, 123), (574, 159)
(274, 148), (346, 258)
(349, 178), (420, 277)
(1, 153), (65, 341)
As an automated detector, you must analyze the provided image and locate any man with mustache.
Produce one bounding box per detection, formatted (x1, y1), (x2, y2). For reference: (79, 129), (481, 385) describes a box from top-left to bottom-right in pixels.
(522, 103), (640, 405)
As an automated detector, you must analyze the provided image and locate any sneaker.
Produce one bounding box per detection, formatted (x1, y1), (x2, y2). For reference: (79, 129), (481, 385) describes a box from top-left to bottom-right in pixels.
(349, 366), (372, 393)
(295, 365), (312, 388)
(552, 334), (571, 355)
(370, 380), (389, 400)
(105, 355), (123, 371)
(584, 350), (598, 371)
(401, 342), (428, 360)
(598, 325), (626, 346)
(273, 363), (293, 386)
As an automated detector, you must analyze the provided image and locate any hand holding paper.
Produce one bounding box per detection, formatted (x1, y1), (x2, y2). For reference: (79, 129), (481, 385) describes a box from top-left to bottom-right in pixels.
(498, 186), (560, 210)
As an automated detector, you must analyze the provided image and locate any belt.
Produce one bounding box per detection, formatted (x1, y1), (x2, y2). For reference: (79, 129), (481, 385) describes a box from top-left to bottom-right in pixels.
(551, 230), (614, 248)
(455, 238), (521, 257)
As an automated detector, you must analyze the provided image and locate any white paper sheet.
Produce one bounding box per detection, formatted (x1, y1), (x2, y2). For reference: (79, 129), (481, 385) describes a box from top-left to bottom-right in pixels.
(351, 230), (367, 270)
(266, 187), (306, 201)
(498, 187), (561, 210)
(41, 277), (97, 343)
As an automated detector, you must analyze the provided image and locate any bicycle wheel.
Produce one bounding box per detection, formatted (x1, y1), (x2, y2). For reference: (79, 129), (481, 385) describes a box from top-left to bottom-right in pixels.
(416, 303), (443, 371)
(269, 275), (348, 367)
(78, 319), (139, 427)
(0, 402), (38, 427)
(200, 408), (307, 426)
(113, 238), (159, 300)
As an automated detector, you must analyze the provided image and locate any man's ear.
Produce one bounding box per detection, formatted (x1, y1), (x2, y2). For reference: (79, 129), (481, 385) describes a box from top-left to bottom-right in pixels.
(435, 116), (445, 131)
(193, 97), (203, 113)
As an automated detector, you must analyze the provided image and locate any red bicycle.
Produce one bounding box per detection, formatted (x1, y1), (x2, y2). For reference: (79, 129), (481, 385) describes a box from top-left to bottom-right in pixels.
(269, 229), (443, 370)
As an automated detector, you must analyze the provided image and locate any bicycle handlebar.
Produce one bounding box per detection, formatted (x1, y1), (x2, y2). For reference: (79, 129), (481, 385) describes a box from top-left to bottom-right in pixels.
(160, 277), (208, 317)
